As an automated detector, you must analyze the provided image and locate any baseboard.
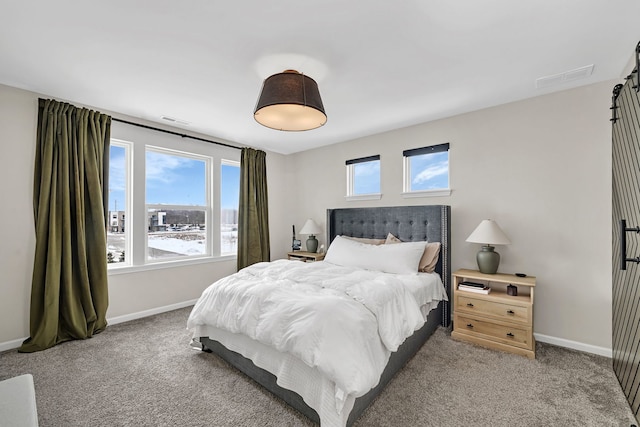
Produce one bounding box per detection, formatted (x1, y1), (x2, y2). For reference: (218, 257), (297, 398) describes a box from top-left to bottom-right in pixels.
(0, 338), (27, 353)
(534, 333), (612, 358)
(107, 299), (197, 325)
(0, 300), (197, 353)
(2, 306), (613, 357)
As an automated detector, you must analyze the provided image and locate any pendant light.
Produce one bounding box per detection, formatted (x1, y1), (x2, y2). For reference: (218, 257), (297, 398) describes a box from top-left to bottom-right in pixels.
(254, 70), (327, 131)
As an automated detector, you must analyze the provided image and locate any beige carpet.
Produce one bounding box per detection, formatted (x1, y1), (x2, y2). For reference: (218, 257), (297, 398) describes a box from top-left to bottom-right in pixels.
(0, 307), (636, 426)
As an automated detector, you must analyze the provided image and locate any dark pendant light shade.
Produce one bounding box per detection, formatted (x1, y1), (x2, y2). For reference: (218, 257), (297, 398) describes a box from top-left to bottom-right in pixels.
(254, 70), (327, 131)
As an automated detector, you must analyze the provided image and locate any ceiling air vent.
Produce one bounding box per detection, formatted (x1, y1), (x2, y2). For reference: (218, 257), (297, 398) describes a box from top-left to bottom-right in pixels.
(161, 116), (191, 126)
(535, 64), (594, 89)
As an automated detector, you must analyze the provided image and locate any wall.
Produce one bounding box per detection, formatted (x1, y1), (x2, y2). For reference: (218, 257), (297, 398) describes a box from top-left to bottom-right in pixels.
(290, 80), (616, 354)
(0, 79), (619, 354)
(0, 83), (290, 348)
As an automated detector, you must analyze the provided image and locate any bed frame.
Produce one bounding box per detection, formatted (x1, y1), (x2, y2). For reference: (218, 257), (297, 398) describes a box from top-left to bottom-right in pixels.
(200, 205), (451, 425)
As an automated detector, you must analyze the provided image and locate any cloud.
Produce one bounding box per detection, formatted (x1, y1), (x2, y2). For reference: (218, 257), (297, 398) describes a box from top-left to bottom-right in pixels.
(146, 151), (197, 185)
(413, 160), (448, 184)
(354, 161), (380, 177)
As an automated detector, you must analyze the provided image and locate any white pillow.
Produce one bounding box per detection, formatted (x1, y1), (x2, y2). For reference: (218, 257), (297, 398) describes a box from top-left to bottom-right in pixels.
(324, 235), (426, 275)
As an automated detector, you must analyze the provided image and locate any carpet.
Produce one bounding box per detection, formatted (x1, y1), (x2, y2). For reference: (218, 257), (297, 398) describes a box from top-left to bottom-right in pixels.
(0, 307), (635, 426)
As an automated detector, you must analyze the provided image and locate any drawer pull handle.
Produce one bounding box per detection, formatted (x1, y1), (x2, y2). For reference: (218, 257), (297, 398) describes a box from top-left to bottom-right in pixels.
(466, 323), (474, 329)
(466, 303), (474, 307)
(507, 310), (515, 315)
(506, 332), (515, 338)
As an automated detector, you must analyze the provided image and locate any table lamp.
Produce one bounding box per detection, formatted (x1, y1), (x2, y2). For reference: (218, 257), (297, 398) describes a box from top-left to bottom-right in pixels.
(466, 219), (511, 274)
(300, 219), (322, 253)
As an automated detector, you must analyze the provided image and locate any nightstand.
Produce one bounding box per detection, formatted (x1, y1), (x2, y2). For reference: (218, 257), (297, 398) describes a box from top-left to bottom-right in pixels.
(287, 251), (325, 262)
(451, 269), (536, 359)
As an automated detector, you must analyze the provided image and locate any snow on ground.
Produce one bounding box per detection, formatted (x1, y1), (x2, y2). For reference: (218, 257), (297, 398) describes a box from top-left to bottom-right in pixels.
(107, 229), (237, 264)
(148, 233), (205, 255)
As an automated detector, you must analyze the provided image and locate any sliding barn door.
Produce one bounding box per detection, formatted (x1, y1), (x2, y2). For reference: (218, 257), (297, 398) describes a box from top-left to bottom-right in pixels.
(612, 41), (640, 421)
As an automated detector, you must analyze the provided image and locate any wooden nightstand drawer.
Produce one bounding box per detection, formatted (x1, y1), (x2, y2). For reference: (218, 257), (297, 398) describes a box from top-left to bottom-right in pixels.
(287, 251), (325, 262)
(452, 269), (536, 359)
(456, 294), (530, 324)
(455, 314), (532, 350)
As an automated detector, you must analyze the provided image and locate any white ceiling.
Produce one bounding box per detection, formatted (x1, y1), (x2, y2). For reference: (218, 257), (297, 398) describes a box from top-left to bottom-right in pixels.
(1, 1), (639, 154)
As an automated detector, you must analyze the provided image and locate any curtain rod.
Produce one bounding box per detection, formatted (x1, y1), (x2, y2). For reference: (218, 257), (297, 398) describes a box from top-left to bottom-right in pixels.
(112, 117), (242, 150)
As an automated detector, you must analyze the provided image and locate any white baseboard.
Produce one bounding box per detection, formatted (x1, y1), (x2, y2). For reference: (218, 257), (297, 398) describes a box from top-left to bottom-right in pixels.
(0, 338), (27, 353)
(107, 299), (197, 326)
(1, 306), (613, 358)
(0, 300), (197, 353)
(534, 332), (612, 358)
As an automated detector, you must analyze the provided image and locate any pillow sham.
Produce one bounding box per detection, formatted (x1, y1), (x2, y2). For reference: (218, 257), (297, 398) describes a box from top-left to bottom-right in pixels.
(343, 236), (385, 245)
(324, 235), (426, 275)
(384, 233), (402, 244)
(385, 233), (441, 273)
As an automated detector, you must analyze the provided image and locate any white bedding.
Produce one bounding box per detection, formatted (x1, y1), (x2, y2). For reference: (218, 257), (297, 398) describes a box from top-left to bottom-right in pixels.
(187, 259), (447, 425)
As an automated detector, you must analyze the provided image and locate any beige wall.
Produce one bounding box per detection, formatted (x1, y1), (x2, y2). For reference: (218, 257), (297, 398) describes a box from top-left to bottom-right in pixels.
(290, 80), (615, 353)
(0, 79), (617, 353)
(0, 84), (37, 346)
(0, 83), (290, 347)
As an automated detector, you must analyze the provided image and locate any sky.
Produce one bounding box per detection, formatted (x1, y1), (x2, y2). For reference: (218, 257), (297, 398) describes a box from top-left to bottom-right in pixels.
(410, 152), (449, 191)
(354, 160), (381, 194)
(353, 151), (449, 194)
(109, 146), (447, 210)
(108, 145), (240, 212)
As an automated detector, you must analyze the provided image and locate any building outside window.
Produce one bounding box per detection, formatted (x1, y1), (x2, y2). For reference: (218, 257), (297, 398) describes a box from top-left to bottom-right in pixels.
(145, 148), (209, 261)
(220, 161), (240, 255)
(107, 142), (129, 265)
(106, 130), (240, 270)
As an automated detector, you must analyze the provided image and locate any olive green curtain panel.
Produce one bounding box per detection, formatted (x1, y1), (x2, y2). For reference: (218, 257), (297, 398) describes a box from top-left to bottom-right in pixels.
(20, 99), (111, 353)
(237, 148), (270, 270)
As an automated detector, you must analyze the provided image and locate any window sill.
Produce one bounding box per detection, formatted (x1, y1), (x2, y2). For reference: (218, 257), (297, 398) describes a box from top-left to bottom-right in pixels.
(345, 193), (382, 201)
(107, 254), (236, 275)
(401, 189), (451, 198)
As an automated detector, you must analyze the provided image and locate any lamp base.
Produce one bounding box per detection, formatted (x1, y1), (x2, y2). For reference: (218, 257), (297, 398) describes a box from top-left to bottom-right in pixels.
(476, 245), (500, 274)
(306, 236), (318, 253)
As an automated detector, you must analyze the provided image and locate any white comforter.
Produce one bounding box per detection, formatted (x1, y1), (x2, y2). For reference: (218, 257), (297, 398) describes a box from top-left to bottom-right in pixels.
(187, 259), (446, 402)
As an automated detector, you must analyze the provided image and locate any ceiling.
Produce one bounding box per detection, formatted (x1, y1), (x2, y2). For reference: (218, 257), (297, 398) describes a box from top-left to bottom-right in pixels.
(1, 1), (639, 155)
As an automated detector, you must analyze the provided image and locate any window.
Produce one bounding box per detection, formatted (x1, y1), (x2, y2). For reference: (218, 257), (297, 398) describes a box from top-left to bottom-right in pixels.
(220, 161), (240, 255)
(346, 155), (381, 201)
(145, 148), (209, 261)
(107, 142), (130, 265)
(107, 122), (240, 272)
(402, 143), (451, 197)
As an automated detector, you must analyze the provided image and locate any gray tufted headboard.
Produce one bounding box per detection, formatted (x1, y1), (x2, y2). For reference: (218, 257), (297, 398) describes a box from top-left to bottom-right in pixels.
(326, 205), (451, 327)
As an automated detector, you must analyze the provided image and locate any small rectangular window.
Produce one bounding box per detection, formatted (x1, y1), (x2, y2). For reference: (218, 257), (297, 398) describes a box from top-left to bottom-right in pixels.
(403, 143), (451, 197)
(346, 155), (381, 201)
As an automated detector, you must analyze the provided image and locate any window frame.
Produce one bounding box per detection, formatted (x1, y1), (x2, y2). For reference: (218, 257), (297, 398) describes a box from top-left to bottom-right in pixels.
(220, 159), (240, 256)
(345, 155), (382, 201)
(144, 145), (212, 264)
(107, 122), (240, 275)
(402, 143), (451, 198)
(107, 139), (133, 267)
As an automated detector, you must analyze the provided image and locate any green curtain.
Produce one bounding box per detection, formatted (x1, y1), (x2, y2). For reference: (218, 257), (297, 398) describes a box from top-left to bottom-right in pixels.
(237, 148), (270, 270)
(19, 99), (111, 353)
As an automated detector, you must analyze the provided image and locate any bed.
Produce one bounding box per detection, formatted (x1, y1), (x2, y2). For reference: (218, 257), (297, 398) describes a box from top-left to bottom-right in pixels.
(188, 205), (451, 426)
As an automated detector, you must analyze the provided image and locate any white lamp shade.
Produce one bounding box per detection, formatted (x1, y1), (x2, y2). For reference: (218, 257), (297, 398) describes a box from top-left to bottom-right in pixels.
(300, 219), (322, 235)
(466, 219), (511, 245)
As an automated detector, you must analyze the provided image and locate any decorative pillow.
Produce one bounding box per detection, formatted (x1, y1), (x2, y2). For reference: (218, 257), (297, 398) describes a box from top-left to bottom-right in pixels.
(385, 233), (441, 273)
(384, 233), (402, 244)
(324, 235), (426, 274)
(343, 236), (385, 245)
(420, 242), (441, 273)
